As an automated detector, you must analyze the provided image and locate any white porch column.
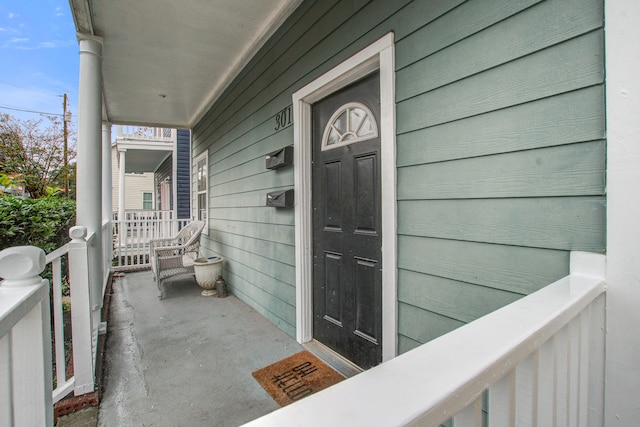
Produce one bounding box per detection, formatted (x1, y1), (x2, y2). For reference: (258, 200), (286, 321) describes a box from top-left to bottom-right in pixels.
(605, 1), (640, 424)
(76, 35), (103, 314)
(102, 122), (112, 223)
(118, 148), (126, 221)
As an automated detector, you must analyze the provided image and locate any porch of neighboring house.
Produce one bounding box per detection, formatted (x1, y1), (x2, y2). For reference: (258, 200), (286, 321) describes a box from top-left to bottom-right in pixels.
(111, 125), (192, 270)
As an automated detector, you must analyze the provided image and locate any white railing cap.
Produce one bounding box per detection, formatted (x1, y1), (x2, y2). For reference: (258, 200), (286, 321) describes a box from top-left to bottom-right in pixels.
(0, 246), (46, 287)
(69, 225), (88, 241)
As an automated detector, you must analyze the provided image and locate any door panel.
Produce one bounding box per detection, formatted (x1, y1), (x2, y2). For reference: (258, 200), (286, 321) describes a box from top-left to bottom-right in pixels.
(312, 72), (382, 369)
(324, 251), (343, 324)
(354, 154), (377, 233)
(323, 161), (342, 231)
(354, 257), (379, 343)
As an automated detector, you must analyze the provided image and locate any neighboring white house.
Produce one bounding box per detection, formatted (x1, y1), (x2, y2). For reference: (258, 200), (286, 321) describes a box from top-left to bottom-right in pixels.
(110, 126), (176, 218)
(110, 145), (155, 212)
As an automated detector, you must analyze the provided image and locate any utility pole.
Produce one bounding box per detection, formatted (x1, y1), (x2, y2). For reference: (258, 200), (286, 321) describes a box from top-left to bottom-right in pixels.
(62, 93), (69, 197)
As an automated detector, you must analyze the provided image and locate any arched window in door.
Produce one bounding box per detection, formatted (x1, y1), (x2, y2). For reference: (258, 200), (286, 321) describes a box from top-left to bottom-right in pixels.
(322, 102), (378, 151)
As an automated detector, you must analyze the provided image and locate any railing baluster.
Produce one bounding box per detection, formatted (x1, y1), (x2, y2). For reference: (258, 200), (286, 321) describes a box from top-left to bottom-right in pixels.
(587, 295), (606, 427)
(516, 352), (538, 427)
(489, 370), (516, 427)
(52, 257), (66, 389)
(578, 306), (590, 427)
(568, 317), (581, 427)
(111, 213), (192, 270)
(537, 338), (555, 426)
(0, 332), (13, 426)
(453, 396), (482, 427)
(124, 219), (130, 266)
(555, 326), (569, 427)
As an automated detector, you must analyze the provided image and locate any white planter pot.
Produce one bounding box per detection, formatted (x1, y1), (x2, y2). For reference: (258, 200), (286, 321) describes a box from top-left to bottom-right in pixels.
(193, 256), (223, 296)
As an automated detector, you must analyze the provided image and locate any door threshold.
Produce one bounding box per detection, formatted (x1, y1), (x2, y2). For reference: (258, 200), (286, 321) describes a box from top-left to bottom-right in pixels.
(303, 340), (363, 378)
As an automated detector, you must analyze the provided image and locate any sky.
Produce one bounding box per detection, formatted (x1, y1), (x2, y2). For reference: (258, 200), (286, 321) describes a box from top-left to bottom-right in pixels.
(0, 0), (79, 123)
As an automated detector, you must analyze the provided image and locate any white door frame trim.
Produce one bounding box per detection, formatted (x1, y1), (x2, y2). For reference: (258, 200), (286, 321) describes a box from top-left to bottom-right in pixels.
(292, 32), (397, 362)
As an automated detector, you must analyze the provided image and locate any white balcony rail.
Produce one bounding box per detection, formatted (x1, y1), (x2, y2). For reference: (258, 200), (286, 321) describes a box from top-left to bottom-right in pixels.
(67, 226), (99, 396)
(0, 226), (106, 425)
(112, 211), (191, 269)
(102, 220), (112, 292)
(46, 226), (99, 402)
(0, 246), (53, 426)
(246, 252), (606, 427)
(115, 126), (174, 142)
(45, 242), (75, 404)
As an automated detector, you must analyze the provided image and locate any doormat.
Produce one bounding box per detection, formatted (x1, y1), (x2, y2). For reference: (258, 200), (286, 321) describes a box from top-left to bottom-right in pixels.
(252, 350), (345, 406)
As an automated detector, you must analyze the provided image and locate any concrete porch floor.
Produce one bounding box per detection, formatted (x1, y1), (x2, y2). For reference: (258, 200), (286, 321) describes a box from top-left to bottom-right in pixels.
(95, 270), (304, 426)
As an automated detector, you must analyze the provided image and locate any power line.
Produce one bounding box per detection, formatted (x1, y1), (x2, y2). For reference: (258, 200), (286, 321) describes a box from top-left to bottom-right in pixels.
(0, 104), (63, 117)
(0, 79), (60, 97)
(0, 79), (32, 90)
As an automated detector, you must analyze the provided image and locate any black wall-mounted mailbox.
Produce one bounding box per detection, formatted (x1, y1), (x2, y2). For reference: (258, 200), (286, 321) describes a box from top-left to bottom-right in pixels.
(266, 146), (293, 170)
(266, 189), (294, 208)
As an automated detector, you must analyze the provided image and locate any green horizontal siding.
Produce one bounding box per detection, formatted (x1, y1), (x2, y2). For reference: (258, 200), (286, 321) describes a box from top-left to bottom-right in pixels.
(398, 302), (465, 345)
(206, 230), (294, 267)
(398, 235), (569, 294)
(225, 269), (296, 337)
(202, 239), (296, 289)
(212, 219), (294, 246)
(209, 206), (294, 227)
(397, 30), (604, 133)
(208, 169), (293, 197)
(398, 270), (522, 323)
(395, 0), (541, 68)
(397, 334), (422, 354)
(396, 0), (602, 99)
(397, 141), (606, 200)
(398, 197), (605, 252)
(192, 0), (605, 354)
(396, 86), (605, 166)
(211, 189), (279, 209)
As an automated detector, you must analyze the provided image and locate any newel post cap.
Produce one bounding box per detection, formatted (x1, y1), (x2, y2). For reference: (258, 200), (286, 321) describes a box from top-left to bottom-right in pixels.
(0, 246), (46, 287)
(70, 225), (88, 241)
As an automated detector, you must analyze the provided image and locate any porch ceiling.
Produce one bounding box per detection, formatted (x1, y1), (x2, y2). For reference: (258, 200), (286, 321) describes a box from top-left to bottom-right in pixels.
(122, 149), (171, 174)
(69, 0), (303, 129)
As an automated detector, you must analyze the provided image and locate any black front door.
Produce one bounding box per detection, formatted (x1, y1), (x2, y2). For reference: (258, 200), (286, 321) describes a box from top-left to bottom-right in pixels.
(312, 73), (382, 369)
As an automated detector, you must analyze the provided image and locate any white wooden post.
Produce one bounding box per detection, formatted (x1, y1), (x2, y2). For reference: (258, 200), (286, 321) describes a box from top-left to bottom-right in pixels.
(68, 226), (95, 395)
(118, 148), (126, 223)
(101, 122), (112, 300)
(102, 122), (112, 229)
(76, 35), (104, 335)
(0, 246), (53, 426)
(605, 1), (640, 424)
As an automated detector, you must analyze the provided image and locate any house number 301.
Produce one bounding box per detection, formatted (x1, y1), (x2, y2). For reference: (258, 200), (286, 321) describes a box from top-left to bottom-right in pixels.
(274, 106), (292, 131)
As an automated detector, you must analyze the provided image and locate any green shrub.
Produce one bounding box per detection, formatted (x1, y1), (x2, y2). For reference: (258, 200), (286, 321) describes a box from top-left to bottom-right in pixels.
(0, 195), (76, 252)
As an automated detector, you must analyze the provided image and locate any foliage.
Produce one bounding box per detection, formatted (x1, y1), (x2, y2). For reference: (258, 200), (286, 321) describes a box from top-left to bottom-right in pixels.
(0, 113), (76, 199)
(0, 195), (76, 252)
(0, 172), (24, 194)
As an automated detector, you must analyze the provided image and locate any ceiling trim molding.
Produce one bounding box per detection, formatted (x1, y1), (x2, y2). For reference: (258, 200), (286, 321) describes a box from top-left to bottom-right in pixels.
(69, 0), (94, 36)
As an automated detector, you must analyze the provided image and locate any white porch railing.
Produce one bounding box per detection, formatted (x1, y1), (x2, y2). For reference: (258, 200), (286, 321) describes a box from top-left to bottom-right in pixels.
(0, 225), (107, 425)
(45, 242), (74, 404)
(102, 220), (112, 292)
(115, 126), (174, 142)
(112, 210), (191, 269)
(246, 252), (606, 427)
(0, 247), (53, 426)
